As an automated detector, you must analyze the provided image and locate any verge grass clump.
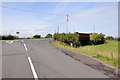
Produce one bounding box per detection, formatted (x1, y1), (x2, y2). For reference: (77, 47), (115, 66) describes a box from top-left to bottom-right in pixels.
(53, 40), (119, 68)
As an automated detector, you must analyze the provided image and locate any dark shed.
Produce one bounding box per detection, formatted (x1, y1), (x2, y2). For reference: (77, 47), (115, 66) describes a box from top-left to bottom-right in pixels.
(75, 32), (91, 45)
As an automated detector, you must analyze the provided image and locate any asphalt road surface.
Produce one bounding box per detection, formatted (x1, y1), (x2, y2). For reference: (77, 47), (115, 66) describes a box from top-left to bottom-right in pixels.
(2, 39), (109, 78)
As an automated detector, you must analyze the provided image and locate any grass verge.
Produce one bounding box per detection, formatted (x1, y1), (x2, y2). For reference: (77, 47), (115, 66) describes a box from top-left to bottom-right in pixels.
(52, 40), (119, 69)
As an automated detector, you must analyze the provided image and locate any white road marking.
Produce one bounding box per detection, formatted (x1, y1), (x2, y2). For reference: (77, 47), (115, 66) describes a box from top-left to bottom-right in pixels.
(22, 40), (24, 43)
(23, 43), (28, 51)
(6, 41), (14, 44)
(11, 41), (13, 44)
(28, 57), (38, 79)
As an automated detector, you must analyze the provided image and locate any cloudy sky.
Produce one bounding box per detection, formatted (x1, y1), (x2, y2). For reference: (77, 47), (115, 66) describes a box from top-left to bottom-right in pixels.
(1, 2), (118, 38)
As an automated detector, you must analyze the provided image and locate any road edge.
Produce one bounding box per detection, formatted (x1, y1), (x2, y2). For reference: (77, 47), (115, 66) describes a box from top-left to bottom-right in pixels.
(50, 41), (118, 78)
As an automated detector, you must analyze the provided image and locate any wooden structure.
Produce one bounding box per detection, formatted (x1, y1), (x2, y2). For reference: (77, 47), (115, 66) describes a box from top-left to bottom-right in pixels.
(75, 32), (91, 45)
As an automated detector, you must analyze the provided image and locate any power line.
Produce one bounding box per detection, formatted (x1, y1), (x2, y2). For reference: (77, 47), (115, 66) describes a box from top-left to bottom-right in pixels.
(0, 6), (66, 16)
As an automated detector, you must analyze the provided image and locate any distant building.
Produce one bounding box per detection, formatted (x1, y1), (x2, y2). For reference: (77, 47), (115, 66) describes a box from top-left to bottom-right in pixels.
(75, 32), (91, 45)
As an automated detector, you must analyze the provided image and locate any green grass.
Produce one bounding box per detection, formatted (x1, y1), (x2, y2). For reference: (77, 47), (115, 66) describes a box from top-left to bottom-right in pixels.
(53, 40), (119, 69)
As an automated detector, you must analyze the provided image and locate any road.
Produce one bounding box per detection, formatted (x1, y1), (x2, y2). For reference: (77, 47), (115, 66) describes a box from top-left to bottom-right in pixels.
(2, 39), (109, 78)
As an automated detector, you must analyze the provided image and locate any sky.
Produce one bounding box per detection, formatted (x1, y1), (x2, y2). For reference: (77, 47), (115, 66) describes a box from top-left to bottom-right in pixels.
(1, 2), (118, 38)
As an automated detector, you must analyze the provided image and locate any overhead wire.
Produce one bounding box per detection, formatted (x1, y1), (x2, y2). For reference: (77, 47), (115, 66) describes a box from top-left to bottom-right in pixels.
(0, 6), (66, 16)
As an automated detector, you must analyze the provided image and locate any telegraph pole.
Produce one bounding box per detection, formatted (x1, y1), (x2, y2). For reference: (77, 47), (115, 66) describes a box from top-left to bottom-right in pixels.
(93, 25), (95, 33)
(57, 25), (59, 33)
(55, 29), (56, 33)
(66, 14), (68, 33)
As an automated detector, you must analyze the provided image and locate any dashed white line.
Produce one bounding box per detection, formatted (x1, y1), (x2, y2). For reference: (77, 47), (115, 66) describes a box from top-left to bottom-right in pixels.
(23, 43), (28, 51)
(28, 57), (38, 79)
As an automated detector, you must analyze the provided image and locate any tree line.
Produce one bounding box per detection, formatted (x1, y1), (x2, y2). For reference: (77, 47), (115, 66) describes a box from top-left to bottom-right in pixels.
(0, 33), (53, 40)
(32, 34), (52, 39)
(0, 35), (19, 40)
(0, 33), (119, 42)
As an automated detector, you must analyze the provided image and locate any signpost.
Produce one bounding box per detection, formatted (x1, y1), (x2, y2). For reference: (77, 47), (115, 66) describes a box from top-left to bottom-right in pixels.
(16, 32), (20, 34)
(16, 32), (20, 37)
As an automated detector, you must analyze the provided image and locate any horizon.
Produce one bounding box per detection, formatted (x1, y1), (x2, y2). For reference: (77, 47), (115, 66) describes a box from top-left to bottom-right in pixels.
(1, 2), (118, 38)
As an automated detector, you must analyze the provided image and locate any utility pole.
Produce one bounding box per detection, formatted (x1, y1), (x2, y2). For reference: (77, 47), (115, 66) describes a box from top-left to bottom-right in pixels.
(57, 25), (59, 33)
(55, 29), (56, 33)
(93, 25), (95, 33)
(66, 14), (68, 33)
(74, 26), (76, 33)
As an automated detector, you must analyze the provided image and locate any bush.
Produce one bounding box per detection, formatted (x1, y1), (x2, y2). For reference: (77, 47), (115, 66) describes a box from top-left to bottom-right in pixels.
(33, 34), (41, 38)
(45, 34), (52, 38)
(53, 33), (81, 47)
(53, 33), (61, 41)
(90, 33), (105, 45)
(106, 36), (114, 40)
(7, 35), (17, 40)
(1, 35), (19, 40)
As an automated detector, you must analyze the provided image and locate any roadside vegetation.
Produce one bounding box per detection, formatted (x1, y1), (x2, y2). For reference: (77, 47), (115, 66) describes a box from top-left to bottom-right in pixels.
(45, 33), (52, 38)
(90, 33), (105, 45)
(0, 35), (19, 40)
(0, 33), (53, 40)
(106, 36), (114, 40)
(53, 40), (119, 68)
(32, 34), (41, 39)
(53, 33), (105, 47)
(53, 33), (119, 68)
(53, 33), (81, 47)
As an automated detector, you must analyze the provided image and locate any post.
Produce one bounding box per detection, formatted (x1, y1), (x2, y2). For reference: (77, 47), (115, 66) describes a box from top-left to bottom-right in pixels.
(96, 50), (98, 54)
(57, 25), (59, 33)
(93, 25), (95, 33)
(70, 43), (73, 47)
(111, 52), (113, 58)
(66, 14), (68, 33)
(16, 32), (20, 38)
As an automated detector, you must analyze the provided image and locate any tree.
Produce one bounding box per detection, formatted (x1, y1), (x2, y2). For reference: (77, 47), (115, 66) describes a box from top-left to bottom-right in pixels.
(106, 36), (114, 40)
(1, 34), (19, 40)
(53, 33), (61, 41)
(7, 35), (17, 40)
(45, 34), (52, 38)
(33, 34), (41, 38)
(90, 33), (105, 45)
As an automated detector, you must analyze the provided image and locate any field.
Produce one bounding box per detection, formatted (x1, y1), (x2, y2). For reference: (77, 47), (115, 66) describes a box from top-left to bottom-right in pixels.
(53, 40), (119, 68)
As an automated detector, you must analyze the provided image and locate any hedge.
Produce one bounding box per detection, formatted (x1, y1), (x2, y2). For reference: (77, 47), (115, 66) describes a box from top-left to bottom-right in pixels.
(53, 33), (81, 47)
(90, 33), (105, 45)
(0, 35), (19, 40)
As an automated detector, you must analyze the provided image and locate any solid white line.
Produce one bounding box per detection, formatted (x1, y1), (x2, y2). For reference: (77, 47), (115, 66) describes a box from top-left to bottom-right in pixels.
(28, 57), (38, 79)
(23, 43), (28, 51)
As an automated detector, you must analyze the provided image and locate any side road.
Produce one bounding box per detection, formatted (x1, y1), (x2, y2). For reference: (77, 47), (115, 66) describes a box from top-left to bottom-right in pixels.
(50, 41), (118, 78)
